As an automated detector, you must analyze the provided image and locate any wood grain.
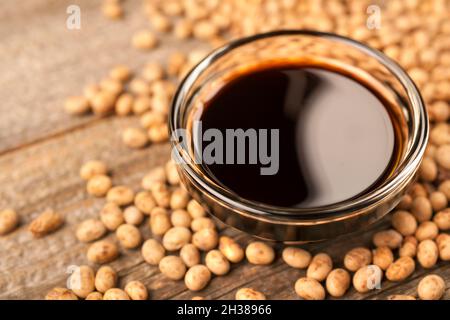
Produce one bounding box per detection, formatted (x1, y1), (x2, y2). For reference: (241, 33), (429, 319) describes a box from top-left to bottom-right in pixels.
(0, 0), (201, 154)
(0, 0), (448, 300)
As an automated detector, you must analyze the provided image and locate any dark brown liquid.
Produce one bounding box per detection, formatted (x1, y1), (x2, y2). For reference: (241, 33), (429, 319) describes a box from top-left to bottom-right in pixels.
(198, 63), (401, 208)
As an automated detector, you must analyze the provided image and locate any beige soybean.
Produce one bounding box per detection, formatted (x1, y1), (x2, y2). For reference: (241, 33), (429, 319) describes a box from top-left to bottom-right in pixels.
(410, 183), (428, 198)
(100, 78), (123, 96)
(372, 229), (403, 249)
(150, 182), (171, 208)
(98, 79), (121, 98)
(174, 19), (193, 39)
(386, 257), (415, 281)
(85, 292), (103, 300)
(430, 125), (450, 146)
(87, 240), (119, 264)
(102, 2), (123, 20)
(415, 221), (439, 241)
(235, 288), (266, 300)
(142, 62), (164, 82)
(87, 175), (112, 197)
(411, 196), (433, 222)
(125, 281), (148, 300)
(424, 144), (436, 159)
(343, 247), (372, 272)
(205, 250), (230, 276)
(148, 123), (169, 143)
(193, 20), (219, 40)
(372, 246), (394, 271)
(430, 101), (449, 122)
(152, 80), (175, 97)
(123, 206), (144, 225)
(244, 242), (274, 265)
(91, 91), (116, 115)
(150, 13), (171, 32)
(106, 186), (134, 206)
(170, 188), (190, 210)
(140, 111), (165, 129)
(191, 217), (215, 232)
(129, 78), (151, 96)
(64, 96), (90, 115)
(134, 191), (156, 214)
(438, 180), (450, 199)
(100, 202), (124, 231)
(103, 288), (130, 300)
(132, 95), (152, 115)
(76, 219), (106, 243)
(83, 83), (102, 99)
(325, 268), (351, 298)
(132, 30), (158, 50)
(399, 236), (418, 258)
(150, 95), (170, 116)
(45, 288), (78, 300)
(433, 208), (450, 230)
(180, 244), (201, 268)
(436, 233), (450, 261)
(109, 65), (132, 82)
(99, 76), (121, 95)
(391, 210), (417, 236)
(193, 228), (219, 251)
(352, 265), (383, 293)
(165, 160), (181, 185)
(141, 167), (166, 190)
(141, 239), (166, 265)
(28, 209), (63, 238)
(306, 253), (333, 281)
(417, 239), (439, 269)
(282, 247), (312, 269)
(187, 199), (206, 218)
(430, 192), (448, 212)
(397, 194), (412, 210)
(295, 277), (325, 300)
(132, 96), (152, 115)
(158, 255), (186, 279)
(122, 128), (149, 149)
(95, 266), (118, 293)
(0, 208), (19, 235)
(162, 226), (191, 251)
(417, 275), (445, 300)
(167, 52), (187, 76)
(219, 236), (244, 263)
(116, 224), (142, 249)
(68, 265), (95, 298)
(150, 207), (172, 236)
(436, 144), (450, 169)
(419, 157), (438, 181)
(171, 209), (192, 228)
(80, 160), (108, 180)
(185, 265), (211, 291)
(84, 83), (100, 102)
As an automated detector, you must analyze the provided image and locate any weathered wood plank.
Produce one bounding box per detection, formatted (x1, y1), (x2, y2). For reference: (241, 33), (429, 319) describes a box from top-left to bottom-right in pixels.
(0, 0), (201, 154)
(0, 99), (448, 300)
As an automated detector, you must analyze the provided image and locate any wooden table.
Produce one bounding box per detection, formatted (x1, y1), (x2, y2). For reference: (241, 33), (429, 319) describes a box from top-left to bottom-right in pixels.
(0, 0), (448, 300)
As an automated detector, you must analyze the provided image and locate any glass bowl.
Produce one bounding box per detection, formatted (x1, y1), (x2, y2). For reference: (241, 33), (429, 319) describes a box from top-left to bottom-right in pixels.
(169, 30), (428, 242)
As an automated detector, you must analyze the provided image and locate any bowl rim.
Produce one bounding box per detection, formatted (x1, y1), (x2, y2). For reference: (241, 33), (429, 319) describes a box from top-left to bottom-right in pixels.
(169, 29), (429, 222)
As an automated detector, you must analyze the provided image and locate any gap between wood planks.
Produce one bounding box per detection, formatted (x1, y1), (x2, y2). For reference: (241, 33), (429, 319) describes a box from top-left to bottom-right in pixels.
(0, 115), (111, 157)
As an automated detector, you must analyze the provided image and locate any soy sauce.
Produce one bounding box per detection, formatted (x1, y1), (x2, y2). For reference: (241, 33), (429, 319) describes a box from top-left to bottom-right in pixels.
(197, 62), (401, 208)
